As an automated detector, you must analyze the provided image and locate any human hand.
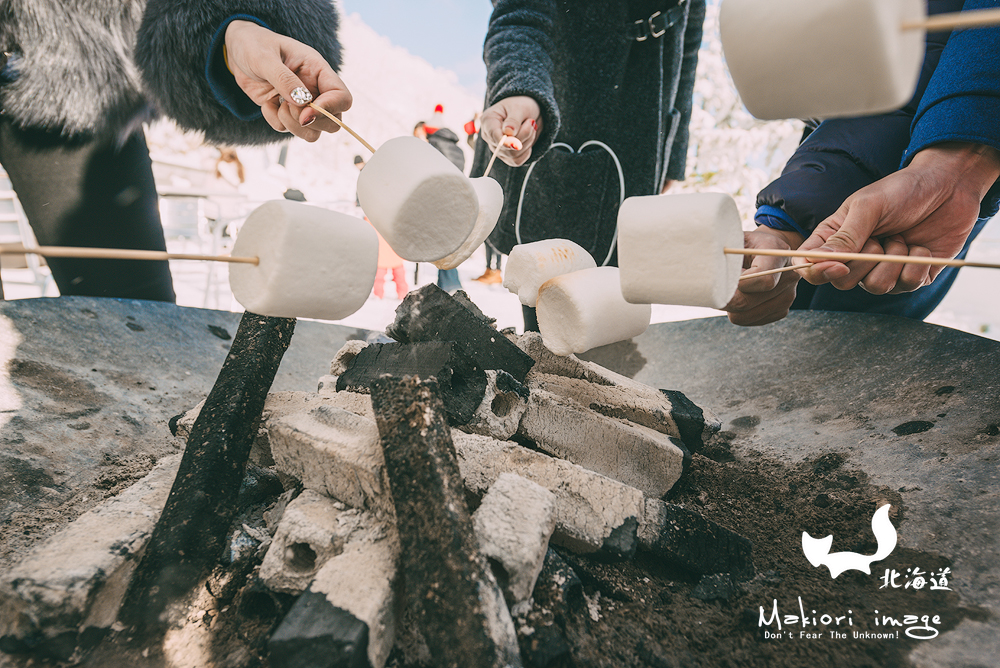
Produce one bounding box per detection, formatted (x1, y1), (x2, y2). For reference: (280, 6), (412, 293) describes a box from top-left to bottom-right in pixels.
(479, 96), (542, 166)
(224, 20), (352, 142)
(794, 142), (1000, 294)
(725, 227), (804, 326)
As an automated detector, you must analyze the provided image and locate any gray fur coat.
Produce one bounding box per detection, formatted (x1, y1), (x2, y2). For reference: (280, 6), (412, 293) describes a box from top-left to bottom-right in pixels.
(0, 0), (341, 144)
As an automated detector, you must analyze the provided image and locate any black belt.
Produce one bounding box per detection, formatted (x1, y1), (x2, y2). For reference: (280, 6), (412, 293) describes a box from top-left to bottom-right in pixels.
(627, 1), (687, 42)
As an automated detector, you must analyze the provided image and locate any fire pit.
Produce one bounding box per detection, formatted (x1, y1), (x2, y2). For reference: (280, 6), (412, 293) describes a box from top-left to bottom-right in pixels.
(0, 296), (997, 667)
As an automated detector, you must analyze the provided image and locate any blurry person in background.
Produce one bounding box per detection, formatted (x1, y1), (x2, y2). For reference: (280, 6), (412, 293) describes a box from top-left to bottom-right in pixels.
(473, 241), (503, 284)
(464, 112), (480, 149)
(371, 228), (409, 300)
(214, 147), (246, 187)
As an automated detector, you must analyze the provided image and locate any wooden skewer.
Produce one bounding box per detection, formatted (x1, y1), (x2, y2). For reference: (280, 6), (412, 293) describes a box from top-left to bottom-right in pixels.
(0, 244), (259, 265)
(483, 138), (506, 179)
(739, 263), (815, 281)
(307, 102), (376, 154)
(902, 7), (1000, 32)
(725, 247), (1000, 270)
(483, 134), (524, 178)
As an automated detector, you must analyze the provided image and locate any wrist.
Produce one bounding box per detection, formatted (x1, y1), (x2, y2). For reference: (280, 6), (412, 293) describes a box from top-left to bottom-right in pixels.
(911, 142), (1000, 200)
(758, 226), (804, 250)
(208, 15), (270, 120)
(225, 19), (257, 45)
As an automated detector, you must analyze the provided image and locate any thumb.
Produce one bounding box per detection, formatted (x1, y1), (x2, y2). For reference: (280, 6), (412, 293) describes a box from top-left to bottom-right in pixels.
(815, 226), (869, 255)
(813, 200), (880, 255)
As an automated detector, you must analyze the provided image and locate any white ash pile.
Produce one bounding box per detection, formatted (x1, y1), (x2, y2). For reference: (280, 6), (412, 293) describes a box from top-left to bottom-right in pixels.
(0, 287), (754, 667)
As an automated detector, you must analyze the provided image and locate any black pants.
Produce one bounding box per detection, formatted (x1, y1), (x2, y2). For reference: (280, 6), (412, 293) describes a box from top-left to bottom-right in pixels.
(0, 118), (175, 302)
(485, 243), (501, 270)
(522, 305), (539, 333)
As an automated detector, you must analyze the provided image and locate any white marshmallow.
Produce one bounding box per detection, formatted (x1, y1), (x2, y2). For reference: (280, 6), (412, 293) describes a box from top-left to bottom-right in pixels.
(433, 177), (504, 270)
(720, 0), (924, 120)
(356, 136), (478, 261)
(229, 200), (378, 320)
(503, 239), (597, 308)
(536, 266), (651, 357)
(617, 193), (743, 310)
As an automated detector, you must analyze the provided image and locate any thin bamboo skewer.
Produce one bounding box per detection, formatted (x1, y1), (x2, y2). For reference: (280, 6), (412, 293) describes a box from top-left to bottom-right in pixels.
(724, 247), (1000, 270)
(483, 134), (525, 178)
(902, 7), (1000, 32)
(307, 103), (376, 154)
(483, 138), (507, 178)
(0, 244), (259, 265)
(739, 263), (815, 281)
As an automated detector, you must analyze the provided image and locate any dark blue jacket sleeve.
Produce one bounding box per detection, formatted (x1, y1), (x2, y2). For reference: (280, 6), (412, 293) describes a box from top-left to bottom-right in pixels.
(756, 0), (961, 234)
(904, 0), (1000, 218)
(204, 15), (271, 122)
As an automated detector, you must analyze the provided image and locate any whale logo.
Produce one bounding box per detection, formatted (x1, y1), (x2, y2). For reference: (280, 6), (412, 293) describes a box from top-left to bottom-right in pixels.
(802, 504), (897, 578)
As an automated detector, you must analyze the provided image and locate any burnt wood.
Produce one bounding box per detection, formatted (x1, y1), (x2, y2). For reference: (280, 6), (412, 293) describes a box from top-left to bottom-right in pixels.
(519, 549), (582, 667)
(645, 504), (755, 582)
(659, 389), (714, 453)
(336, 341), (487, 425)
(371, 375), (522, 668)
(119, 312), (295, 629)
(268, 590), (372, 668)
(386, 284), (534, 383)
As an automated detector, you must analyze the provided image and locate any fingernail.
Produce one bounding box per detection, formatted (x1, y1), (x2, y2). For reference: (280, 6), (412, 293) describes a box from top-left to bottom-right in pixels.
(278, 96), (285, 106)
(290, 87), (312, 105)
(529, 119), (537, 131)
(302, 116), (316, 127)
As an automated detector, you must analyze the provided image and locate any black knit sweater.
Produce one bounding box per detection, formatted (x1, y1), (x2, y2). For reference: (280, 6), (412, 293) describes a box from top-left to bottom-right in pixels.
(472, 0), (705, 263)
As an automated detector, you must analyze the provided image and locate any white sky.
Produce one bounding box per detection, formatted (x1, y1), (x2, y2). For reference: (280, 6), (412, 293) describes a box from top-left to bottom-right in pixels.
(338, 0), (493, 98)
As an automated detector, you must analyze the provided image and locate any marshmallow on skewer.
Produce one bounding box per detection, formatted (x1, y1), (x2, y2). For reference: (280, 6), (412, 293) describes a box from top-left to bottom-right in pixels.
(229, 200), (378, 320)
(720, 0), (924, 120)
(617, 193), (743, 310)
(503, 239), (597, 308)
(433, 176), (504, 270)
(357, 136), (478, 262)
(536, 266), (651, 356)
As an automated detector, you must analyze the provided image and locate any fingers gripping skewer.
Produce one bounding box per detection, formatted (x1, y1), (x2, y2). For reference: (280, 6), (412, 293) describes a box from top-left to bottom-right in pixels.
(483, 135), (523, 178)
(307, 102), (376, 154)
